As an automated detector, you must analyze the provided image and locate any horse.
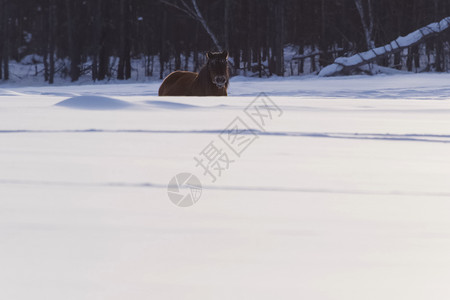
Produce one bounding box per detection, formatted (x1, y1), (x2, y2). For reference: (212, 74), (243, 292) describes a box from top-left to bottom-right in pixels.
(159, 50), (229, 96)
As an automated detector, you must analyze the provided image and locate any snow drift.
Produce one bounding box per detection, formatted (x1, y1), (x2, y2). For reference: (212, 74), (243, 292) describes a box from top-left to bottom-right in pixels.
(55, 95), (134, 110)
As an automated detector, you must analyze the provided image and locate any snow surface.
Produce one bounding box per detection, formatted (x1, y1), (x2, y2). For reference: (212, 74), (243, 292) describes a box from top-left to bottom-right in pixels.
(1, 74), (450, 299)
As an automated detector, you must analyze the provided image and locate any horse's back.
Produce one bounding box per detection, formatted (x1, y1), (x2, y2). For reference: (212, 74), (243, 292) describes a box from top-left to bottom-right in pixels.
(159, 71), (197, 96)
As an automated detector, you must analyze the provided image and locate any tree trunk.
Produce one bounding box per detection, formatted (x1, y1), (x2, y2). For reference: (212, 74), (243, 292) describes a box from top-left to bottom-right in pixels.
(65, 0), (80, 81)
(118, 0), (126, 79)
(48, 0), (56, 84)
(42, 4), (49, 82)
(175, 48), (181, 70)
(394, 52), (401, 70)
(159, 7), (167, 79)
(298, 44), (304, 74)
(91, 0), (102, 81)
(319, 0), (332, 67)
(435, 40), (443, 72)
(1, 0), (9, 80)
(406, 47), (413, 71)
(224, 0), (230, 51)
(354, 0), (375, 50)
(184, 51), (189, 70)
(413, 45), (420, 70)
(117, 0), (132, 80)
(274, 0), (284, 76)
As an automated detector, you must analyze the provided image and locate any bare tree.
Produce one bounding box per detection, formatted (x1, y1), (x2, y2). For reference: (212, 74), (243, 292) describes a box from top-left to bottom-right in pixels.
(354, 0), (375, 50)
(160, 0), (222, 50)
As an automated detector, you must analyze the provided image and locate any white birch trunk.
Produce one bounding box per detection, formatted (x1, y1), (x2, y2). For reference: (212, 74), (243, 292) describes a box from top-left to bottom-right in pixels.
(319, 17), (450, 77)
(160, 0), (222, 50)
(191, 0), (222, 50)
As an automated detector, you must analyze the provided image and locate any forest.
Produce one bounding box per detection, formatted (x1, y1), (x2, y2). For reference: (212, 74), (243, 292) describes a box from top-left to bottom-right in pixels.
(1, 0), (450, 83)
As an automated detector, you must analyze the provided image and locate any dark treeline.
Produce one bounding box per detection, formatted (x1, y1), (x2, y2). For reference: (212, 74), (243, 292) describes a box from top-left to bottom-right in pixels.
(1, 0), (450, 83)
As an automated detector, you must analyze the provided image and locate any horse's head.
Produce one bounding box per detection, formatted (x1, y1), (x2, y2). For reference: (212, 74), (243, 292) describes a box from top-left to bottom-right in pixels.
(206, 50), (229, 89)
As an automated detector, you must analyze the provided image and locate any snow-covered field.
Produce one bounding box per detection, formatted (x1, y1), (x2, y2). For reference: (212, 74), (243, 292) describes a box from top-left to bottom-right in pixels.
(1, 74), (450, 299)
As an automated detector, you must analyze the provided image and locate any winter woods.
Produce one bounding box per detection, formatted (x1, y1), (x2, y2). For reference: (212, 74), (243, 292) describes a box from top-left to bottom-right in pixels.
(1, 0), (450, 83)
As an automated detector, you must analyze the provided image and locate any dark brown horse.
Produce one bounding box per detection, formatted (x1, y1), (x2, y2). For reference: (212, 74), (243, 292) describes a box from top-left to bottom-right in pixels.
(159, 51), (229, 96)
